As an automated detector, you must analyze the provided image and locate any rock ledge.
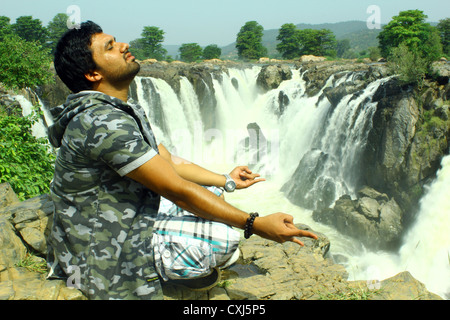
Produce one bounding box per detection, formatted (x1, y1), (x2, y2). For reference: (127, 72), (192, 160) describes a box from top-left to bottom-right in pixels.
(0, 183), (442, 300)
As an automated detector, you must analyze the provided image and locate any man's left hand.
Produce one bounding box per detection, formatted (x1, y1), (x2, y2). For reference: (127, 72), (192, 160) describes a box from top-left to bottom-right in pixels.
(229, 166), (265, 189)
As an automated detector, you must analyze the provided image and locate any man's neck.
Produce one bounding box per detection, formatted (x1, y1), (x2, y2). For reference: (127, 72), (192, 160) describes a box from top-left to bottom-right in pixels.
(94, 81), (130, 102)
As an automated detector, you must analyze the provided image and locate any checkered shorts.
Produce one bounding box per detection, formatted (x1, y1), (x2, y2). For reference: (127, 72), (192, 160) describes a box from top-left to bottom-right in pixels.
(151, 186), (241, 281)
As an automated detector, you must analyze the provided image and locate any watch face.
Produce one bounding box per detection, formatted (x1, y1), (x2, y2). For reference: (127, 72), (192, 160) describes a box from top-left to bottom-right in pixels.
(225, 180), (236, 191)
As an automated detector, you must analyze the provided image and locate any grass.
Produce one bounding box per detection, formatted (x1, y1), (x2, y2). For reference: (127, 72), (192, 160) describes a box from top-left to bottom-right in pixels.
(15, 252), (48, 274)
(318, 284), (383, 300)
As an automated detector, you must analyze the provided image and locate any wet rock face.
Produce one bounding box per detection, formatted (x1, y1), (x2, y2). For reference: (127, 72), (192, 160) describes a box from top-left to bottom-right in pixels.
(363, 76), (450, 218)
(312, 186), (404, 251)
(256, 64), (292, 91)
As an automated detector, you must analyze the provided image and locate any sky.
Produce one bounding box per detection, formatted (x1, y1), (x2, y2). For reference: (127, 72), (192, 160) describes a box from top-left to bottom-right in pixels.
(1, 0), (449, 46)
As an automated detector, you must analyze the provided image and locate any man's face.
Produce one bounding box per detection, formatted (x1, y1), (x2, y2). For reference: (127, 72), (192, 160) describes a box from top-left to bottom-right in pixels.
(89, 32), (140, 85)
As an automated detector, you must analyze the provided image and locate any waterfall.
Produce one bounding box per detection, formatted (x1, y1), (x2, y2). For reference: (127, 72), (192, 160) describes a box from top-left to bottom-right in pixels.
(14, 94), (49, 139)
(398, 154), (450, 298)
(132, 66), (448, 298)
(284, 77), (389, 210)
(346, 154), (450, 299)
(134, 76), (203, 161)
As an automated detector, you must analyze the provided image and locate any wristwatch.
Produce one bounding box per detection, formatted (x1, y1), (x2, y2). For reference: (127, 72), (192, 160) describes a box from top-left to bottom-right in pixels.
(223, 174), (236, 192)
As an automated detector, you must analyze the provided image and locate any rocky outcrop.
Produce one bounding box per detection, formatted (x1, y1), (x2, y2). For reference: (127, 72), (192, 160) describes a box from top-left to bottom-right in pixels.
(0, 183), (86, 300)
(163, 225), (442, 300)
(256, 64), (292, 91)
(362, 75), (450, 226)
(313, 186), (403, 250)
(284, 60), (450, 249)
(300, 61), (385, 97)
(299, 55), (327, 63)
(0, 183), (442, 300)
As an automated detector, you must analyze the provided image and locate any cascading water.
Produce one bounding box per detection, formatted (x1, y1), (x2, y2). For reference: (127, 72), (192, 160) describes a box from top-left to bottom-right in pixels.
(131, 65), (449, 298)
(282, 76), (391, 210)
(346, 154), (450, 299)
(15, 93), (53, 139)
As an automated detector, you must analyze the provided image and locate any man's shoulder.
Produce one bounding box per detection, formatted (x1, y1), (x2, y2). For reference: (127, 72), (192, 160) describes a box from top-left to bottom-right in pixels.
(73, 98), (132, 124)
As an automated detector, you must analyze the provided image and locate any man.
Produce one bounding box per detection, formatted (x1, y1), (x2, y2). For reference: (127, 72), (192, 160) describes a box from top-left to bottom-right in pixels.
(47, 21), (317, 300)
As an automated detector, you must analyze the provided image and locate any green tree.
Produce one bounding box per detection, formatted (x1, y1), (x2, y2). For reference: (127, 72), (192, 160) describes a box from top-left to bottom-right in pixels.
(11, 15), (48, 44)
(203, 44), (221, 59)
(133, 26), (167, 61)
(0, 34), (53, 90)
(437, 18), (450, 55)
(179, 43), (203, 62)
(276, 23), (301, 59)
(46, 13), (69, 55)
(298, 29), (337, 57)
(388, 42), (428, 85)
(0, 108), (56, 200)
(336, 39), (351, 58)
(129, 38), (147, 60)
(378, 10), (442, 61)
(368, 46), (381, 61)
(236, 21), (267, 60)
(0, 16), (12, 41)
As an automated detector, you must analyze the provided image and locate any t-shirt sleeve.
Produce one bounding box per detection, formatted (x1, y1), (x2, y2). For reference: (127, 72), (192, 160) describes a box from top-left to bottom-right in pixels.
(83, 108), (158, 177)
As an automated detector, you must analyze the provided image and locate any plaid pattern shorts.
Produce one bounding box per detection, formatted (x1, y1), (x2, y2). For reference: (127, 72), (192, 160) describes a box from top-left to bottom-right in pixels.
(151, 186), (241, 281)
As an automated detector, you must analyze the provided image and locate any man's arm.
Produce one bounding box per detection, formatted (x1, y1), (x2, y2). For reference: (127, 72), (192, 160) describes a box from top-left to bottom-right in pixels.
(158, 143), (265, 189)
(158, 143), (226, 187)
(126, 154), (318, 245)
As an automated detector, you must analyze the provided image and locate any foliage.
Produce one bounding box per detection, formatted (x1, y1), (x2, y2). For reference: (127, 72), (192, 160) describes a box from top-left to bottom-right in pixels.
(11, 15), (48, 45)
(336, 39), (351, 58)
(388, 43), (428, 85)
(276, 23), (301, 59)
(46, 13), (69, 55)
(276, 25), (337, 58)
(368, 46), (381, 61)
(179, 43), (203, 62)
(437, 18), (450, 55)
(130, 26), (167, 61)
(0, 16), (12, 41)
(128, 39), (147, 61)
(203, 44), (221, 59)
(0, 34), (54, 90)
(236, 21), (267, 60)
(378, 9), (442, 62)
(0, 107), (55, 201)
(15, 252), (48, 274)
(318, 285), (383, 300)
(297, 28), (337, 57)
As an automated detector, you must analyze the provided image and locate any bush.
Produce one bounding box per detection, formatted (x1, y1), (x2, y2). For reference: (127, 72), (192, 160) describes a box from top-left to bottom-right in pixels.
(0, 107), (55, 200)
(0, 34), (53, 90)
(388, 43), (428, 85)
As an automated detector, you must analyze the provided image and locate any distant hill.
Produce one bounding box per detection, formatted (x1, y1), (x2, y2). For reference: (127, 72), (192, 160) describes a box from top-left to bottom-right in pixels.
(220, 20), (383, 59)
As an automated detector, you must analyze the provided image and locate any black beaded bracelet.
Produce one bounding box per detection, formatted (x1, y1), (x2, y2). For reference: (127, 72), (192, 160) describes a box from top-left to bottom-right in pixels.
(244, 212), (259, 239)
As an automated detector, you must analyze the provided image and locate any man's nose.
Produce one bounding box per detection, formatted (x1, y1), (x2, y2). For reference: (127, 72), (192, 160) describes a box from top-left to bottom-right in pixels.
(120, 42), (130, 52)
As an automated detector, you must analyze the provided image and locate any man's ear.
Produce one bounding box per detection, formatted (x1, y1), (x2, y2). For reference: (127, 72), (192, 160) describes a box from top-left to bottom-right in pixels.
(85, 70), (102, 83)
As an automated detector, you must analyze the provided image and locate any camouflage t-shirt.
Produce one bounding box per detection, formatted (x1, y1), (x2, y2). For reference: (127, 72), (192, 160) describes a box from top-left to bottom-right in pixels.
(46, 91), (164, 300)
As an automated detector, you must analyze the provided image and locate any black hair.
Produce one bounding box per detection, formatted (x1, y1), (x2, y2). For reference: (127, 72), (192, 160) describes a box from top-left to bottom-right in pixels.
(54, 21), (103, 93)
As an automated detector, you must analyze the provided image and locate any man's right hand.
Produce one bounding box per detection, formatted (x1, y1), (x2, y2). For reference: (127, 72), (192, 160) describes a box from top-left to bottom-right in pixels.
(252, 212), (318, 246)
